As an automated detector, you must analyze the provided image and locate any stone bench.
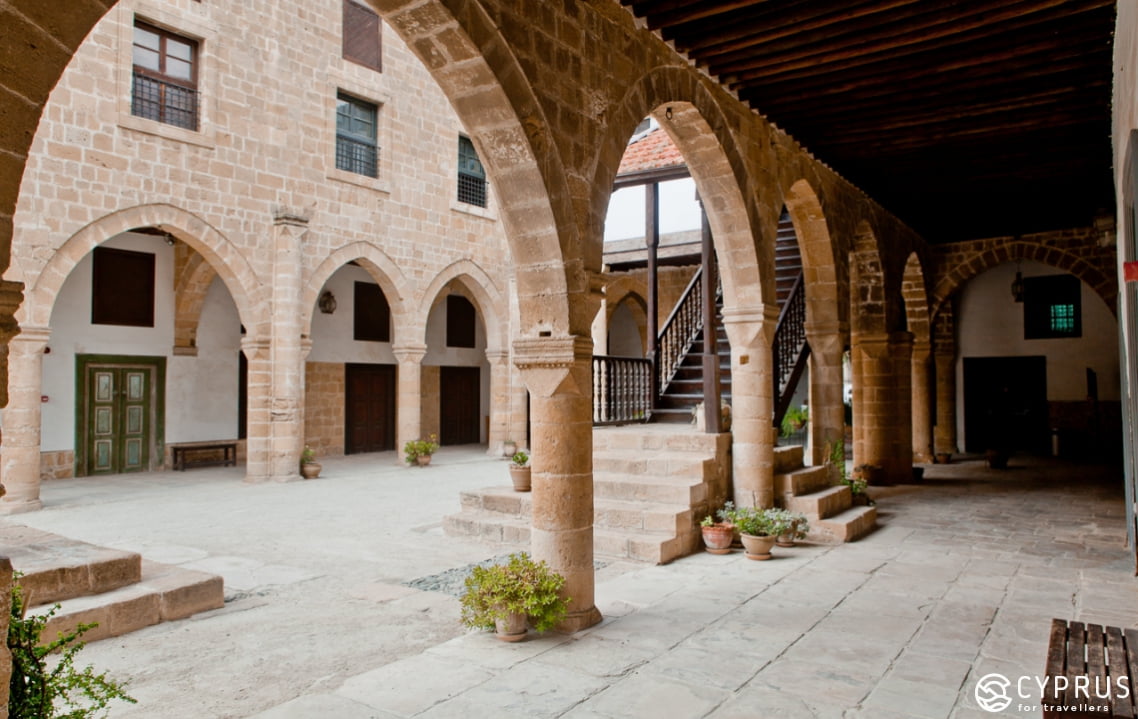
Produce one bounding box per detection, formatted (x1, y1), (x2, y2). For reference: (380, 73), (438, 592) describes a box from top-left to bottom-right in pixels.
(1044, 618), (1138, 717)
(170, 440), (238, 471)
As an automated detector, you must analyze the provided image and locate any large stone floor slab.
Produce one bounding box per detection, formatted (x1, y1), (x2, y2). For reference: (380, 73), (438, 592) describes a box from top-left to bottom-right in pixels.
(3, 449), (1135, 718)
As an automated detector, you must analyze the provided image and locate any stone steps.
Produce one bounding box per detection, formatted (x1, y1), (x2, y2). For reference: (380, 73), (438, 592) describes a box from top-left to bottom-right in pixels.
(444, 425), (730, 565)
(773, 450), (877, 544)
(3, 526), (224, 643)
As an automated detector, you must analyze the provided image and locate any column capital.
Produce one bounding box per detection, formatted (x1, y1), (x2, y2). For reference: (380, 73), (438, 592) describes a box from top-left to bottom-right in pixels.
(240, 336), (270, 361)
(804, 320), (848, 339)
(392, 343), (428, 364)
(300, 337), (314, 360)
(721, 303), (779, 349)
(513, 334), (592, 398)
(10, 326), (51, 352)
(272, 206), (310, 226)
(485, 348), (510, 364)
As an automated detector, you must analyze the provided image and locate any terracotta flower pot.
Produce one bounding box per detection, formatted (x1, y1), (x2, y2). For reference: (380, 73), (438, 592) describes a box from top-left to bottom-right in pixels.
(494, 611), (527, 642)
(509, 465), (532, 492)
(776, 533), (796, 548)
(301, 462), (321, 479)
(701, 523), (734, 554)
(740, 533), (775, 561)
(416, 454), (432, 467)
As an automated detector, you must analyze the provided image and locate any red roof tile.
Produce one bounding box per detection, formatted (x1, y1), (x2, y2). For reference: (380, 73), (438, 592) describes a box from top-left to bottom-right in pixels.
(617, 127), (685, 175)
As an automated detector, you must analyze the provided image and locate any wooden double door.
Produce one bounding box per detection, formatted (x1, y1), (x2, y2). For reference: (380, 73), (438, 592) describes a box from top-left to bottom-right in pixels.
(346, 363), (395, 454)
(79, 356), (164, 476)
(440, 366), (480, 445)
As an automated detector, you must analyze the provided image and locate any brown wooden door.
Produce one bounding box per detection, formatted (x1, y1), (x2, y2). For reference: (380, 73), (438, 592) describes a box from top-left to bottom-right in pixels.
(345, 363), (395, 454)
(440, 366), (480, 445)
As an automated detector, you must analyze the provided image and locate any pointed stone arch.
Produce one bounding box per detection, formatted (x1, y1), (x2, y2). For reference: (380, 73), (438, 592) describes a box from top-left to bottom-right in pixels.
(593, 66), (770, 311)
(416, 258), (505, 354)
(783, 179), (842, 331)
(931, 240), (1116, 319)
(23, 203), (262, 333)
(173, 248), (218, 353)
(376, 0), (579, 336)
(300, 241), (413, 344)
(901, 251), (932, 344)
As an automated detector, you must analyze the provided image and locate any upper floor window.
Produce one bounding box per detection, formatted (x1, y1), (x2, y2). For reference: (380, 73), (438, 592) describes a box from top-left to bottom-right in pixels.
(343, 0), (382, 72)
(457, 136), (487, 208)
(354, 281), (390, 342)
(337, 93), (378, 178)
(132, 21), (199, 131)
(92, 246), (155, 327)
(1024, 274), (1082, 339)
(446, 295), (477, 348)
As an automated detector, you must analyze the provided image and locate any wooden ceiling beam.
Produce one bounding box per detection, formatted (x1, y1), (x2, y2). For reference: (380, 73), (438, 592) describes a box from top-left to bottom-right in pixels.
(718, 2), (1110, 81)
(628, 0), (771, 29)
(700, 0), (1020, 70)
(675, 0), (920, 55)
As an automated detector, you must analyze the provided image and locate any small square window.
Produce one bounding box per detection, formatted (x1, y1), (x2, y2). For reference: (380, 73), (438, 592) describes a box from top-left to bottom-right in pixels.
(1024, 274), (1081, 339)
(354, 281), (390, 342)
(343, 0), (382, 72)
(131, 21), (199, 131)
(457, 136), (487, 208)
(337, 93), (379, 178)
(92, 247), (156, 327)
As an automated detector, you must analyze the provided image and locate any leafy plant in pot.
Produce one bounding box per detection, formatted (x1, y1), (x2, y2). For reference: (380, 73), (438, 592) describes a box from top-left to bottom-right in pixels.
(722, 505), (778, 561)
(459, 552), (570, 642)
(700, 502), (736, 554)
(509, 451), (531, 492)
(404, 434), (439, 466)
(300, 445), (321, 479)
(771, 508), (809, 547)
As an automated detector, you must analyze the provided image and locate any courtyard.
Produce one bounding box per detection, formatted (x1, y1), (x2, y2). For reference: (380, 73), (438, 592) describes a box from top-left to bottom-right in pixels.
(3, 449), (1133, 718)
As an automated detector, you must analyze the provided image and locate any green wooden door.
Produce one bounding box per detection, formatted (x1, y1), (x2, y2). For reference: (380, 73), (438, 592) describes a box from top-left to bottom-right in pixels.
(86, 365), (152, 475)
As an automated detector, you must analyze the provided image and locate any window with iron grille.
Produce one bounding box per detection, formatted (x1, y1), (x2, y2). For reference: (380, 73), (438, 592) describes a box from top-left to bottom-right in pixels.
(457, 136), (487, 208)
(337, 93), (378, 178)
(1024, 274), (1082, 339)
(132, 21), (199, 131)
(343, 0), (382, 72)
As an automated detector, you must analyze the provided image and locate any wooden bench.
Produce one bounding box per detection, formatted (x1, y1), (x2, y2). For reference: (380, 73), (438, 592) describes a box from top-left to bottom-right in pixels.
(1045, 619), (1138, 718)
(170, 441), (238, 471)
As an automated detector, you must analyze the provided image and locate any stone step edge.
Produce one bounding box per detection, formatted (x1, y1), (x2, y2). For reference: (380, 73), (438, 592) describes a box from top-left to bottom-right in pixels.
(461, 486), (699, 514)
(29, 560), (225, 644)
(8, 546), (143, 608)
(808, 505), (877, 544)
(443, 511), (682, 544)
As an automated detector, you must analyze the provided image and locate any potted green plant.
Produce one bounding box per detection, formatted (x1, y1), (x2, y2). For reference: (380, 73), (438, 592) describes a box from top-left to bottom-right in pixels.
(509, 451), (531, 492)
(300, 445), (321, 479)
(404, 434), (439, 466)
(459, 552), (570, 642)
(780, 405), (809, 438)
(723, 505), (777, 561)
(700, 502), (735, 554)
(772, 508), (809, 547)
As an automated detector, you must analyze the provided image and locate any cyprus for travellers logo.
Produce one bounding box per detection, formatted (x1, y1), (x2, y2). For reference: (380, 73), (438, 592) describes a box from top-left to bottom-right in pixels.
(975, 673), (1013, 712)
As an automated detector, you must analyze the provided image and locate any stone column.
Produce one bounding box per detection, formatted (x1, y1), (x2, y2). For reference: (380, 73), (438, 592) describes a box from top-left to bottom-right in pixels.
(509, 364), (529, 450)
(722, 304), (779, 508)
(0, 279), (24, 410)
(590, 297), (608, 356)
(934, 349), (958, 455)
(514, 334), (601, 632)
(244, 208), (307, 482)
(0, 327), (50, 514)
(393, 344), (427, 461)
(851, 331), (913, 484)
(911, 339), (934, 463)
(486, 349), (510, 455)
(805, 322), (845, 466)
(241, 337), (272, 482)
(0, 555), (12, 716)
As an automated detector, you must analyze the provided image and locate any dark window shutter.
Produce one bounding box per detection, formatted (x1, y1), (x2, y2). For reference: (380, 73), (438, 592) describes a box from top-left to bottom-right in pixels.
(92, 247), (156, 327)
(354, 281), (390, 342)
(446, 295), (477, 348)
(343, 0), (382, 72)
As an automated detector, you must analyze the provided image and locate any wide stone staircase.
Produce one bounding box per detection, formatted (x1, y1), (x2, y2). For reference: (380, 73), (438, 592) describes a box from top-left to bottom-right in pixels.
(774, 445), (876, 542)
(3, 525), (224, 642)
(444, 425), (731, 564)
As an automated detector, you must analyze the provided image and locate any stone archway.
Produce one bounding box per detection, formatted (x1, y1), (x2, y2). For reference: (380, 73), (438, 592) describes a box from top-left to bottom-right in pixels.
(901, 252), (934, 462)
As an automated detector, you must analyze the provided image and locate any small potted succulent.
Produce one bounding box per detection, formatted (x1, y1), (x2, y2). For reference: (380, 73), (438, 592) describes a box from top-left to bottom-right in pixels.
(404, 434), (439, 466)
(725, 505), (778, 561)
(700, 501), (736, 554)
(459, 552), (570, 642)
(300, 445), (321, 479)
(509, 451), (531, 492)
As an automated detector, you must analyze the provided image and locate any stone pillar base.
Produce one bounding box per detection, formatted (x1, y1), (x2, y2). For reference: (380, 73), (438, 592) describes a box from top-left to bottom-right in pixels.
(0, 498), (44, 515)
(556, 605), (603, 634)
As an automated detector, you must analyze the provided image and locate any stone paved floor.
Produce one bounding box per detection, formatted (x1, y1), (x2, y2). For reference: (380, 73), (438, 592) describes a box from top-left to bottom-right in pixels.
(5, 449), (1136, 718)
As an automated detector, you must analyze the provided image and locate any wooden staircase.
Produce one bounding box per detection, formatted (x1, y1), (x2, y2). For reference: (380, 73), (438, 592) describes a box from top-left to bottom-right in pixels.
(444, 425), (731, 564)
(774, 446), (877, 543)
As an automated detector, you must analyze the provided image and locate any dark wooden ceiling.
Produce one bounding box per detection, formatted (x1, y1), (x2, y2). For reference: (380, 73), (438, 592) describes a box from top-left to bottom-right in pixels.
(620, 0), (1117, 243)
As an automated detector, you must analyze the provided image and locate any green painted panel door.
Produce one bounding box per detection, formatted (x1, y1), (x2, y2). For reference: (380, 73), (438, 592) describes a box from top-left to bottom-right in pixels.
(86, 366), (151, 475)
